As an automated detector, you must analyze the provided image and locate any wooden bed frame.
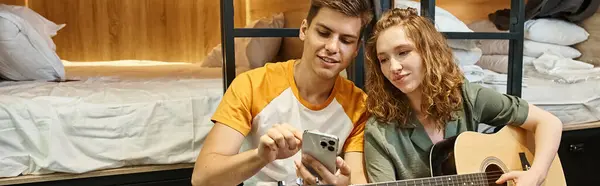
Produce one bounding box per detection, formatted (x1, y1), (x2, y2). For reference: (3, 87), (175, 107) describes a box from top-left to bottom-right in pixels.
(559, 121), (600, 186)
(0, 121), (596, 186)
(0, 164), (194, 186)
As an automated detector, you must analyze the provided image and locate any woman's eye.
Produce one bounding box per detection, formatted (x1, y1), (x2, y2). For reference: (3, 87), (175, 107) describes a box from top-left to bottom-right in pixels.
(398, 51), (409, 56)
(379, 58), (388, 63)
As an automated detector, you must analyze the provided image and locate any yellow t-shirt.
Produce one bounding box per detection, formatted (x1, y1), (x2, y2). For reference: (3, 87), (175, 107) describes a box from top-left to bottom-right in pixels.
(211, 60), (368, 183)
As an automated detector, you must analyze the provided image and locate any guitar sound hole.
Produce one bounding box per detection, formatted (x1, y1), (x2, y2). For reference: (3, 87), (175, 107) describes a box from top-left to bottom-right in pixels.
(485, 164), (507, 186)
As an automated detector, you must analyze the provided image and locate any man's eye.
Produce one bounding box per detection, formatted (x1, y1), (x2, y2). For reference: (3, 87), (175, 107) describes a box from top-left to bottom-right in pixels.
(318, 30), (329, 36)
(341, 39), (355, 44)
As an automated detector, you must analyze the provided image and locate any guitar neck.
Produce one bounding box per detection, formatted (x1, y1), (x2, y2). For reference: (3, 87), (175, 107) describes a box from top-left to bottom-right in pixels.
(353, 172), (492, 186)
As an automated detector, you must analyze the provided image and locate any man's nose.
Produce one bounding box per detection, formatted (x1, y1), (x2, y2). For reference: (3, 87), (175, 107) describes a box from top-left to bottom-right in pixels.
(325, 38), (339, 54)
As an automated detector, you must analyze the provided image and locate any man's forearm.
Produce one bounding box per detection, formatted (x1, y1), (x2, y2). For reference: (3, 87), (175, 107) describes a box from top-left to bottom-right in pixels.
(192, 149), (268, 186)
(530, 116), (562, 177)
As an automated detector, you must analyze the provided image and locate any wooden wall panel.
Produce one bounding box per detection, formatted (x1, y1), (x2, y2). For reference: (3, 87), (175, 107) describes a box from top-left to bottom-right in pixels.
(406, 0), (529, 24)
(248, 0), (518, 61)
(3, 0), (523, 63)
(426, 0), (515, 24)
(0, 0), (26, 5)
(25, 0), (245, 63)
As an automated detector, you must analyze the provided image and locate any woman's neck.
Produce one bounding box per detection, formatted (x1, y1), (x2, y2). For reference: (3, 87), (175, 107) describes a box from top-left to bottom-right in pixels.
(406, 89), (423, 115)
(293, 59), (336, 105)
(407, 89), (444, 138)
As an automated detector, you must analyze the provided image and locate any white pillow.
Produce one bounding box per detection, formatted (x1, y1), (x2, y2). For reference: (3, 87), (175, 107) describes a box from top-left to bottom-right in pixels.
(453, 48), (482, 66)
(473, 39), (581, 59)
(476, 55), (535, 74)
(394, 1), (478, 50)
(524, 40), (581, 59)
(0, 11), (65, 81)
(0, 4), (65, 51)
(525, 18), (589, 46)
(468, 20), (583, 59)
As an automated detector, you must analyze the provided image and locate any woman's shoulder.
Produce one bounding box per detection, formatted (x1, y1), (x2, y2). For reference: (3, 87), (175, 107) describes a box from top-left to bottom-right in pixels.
(365, 116), (397, 136)
(459, 80), (491, 106)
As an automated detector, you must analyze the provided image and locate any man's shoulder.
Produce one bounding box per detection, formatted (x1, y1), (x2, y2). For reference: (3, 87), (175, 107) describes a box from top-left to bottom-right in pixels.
(234, 60), (291, 82)
(334, 77), (367, 106)
(223, 60), (294, 111)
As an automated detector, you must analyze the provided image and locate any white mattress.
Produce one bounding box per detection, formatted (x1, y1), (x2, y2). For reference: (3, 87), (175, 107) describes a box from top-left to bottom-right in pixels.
(0, 78), (224, 177)
(480, 68), (600, 126)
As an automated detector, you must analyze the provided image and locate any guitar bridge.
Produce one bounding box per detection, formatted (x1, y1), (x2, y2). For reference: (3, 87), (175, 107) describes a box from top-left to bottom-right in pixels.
(519, 152), (531, 171)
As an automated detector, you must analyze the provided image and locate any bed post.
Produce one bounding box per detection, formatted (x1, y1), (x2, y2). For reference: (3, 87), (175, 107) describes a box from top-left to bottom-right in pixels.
(354, 0), (392, 90)
(507, 0), (525, 97)
(220, 0), (236, 93)
(420, 0), (435, 23)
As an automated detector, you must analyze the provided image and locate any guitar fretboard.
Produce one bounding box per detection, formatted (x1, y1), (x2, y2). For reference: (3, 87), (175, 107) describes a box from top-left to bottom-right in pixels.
(353, 172), (491, 186)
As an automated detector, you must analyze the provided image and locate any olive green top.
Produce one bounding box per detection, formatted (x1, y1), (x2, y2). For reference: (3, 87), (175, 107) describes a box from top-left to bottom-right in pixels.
(364, 81), (530, 182)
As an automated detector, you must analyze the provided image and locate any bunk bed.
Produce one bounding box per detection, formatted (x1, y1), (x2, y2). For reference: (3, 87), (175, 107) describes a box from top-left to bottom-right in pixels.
(3, 0), (594, 185)
(0, 0), (529, 185)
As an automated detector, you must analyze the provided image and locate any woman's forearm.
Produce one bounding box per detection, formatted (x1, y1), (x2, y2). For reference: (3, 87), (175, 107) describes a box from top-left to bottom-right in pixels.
(529, 115), (563, 177)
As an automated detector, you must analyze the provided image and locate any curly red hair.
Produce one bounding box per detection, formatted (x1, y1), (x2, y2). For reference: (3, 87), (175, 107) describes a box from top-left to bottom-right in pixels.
(364, 7), (464, 130)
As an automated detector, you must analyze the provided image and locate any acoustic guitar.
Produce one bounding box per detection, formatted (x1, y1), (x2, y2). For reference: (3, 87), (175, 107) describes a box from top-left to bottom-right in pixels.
(291, 125), (566, 186)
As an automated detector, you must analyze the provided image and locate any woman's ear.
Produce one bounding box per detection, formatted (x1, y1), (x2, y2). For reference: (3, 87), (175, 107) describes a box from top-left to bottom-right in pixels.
(299, 19), (308, 41)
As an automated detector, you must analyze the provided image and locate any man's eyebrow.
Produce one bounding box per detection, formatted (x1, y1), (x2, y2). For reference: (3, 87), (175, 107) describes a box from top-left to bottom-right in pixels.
(315, 23), (359, 39)
(315, 23), (332, 31)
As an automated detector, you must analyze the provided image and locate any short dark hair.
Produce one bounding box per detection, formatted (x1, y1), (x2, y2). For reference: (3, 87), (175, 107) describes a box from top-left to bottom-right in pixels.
(306, 0), (374, 34)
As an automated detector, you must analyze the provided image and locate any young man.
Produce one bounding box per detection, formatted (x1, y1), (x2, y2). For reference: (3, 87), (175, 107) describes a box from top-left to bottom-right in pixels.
(191, 0), (374, 186)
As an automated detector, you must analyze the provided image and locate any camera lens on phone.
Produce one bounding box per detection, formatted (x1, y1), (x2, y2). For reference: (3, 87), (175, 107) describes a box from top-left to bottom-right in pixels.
(328, 146), (335, 152)
(328, 140), (335, 145)
(320, 141), (327, 147)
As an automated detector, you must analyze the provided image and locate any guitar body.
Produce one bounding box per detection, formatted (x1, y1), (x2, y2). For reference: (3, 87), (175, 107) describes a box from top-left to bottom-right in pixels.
(429, 125), (567, 186)
(304, 126), (566, 186)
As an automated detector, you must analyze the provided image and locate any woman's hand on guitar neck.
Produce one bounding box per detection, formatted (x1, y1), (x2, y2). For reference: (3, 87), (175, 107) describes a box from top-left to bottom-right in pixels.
(295, 155), (351, 186)
(495, 169), (546, 186)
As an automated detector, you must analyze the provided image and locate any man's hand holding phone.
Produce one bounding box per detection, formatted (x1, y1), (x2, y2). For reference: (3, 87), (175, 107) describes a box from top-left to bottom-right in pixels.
(294, 130), (351, 186)
(256, 124), (303, 164)
(295, 155), (351, 186)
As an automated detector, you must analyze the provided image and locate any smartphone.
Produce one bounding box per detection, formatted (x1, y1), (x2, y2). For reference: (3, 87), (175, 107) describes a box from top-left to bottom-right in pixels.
(301, 130), (339, 175)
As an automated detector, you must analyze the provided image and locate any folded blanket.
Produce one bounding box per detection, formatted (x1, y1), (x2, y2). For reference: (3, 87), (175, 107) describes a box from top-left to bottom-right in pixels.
(533, 52), (600, 84)
(482, 69), (528, 87)
(460, 65), (485, 83)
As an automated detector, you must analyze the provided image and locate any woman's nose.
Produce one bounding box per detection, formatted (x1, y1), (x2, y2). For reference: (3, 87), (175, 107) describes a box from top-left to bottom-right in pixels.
(390, 59), (403, 72)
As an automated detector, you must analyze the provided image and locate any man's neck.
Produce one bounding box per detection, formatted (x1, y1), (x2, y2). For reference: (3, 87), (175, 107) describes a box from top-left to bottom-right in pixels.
(293, 59), (337, 105)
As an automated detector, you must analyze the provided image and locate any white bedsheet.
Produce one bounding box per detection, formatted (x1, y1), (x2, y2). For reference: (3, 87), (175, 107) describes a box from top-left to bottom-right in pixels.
(0, 78), (224, 177)
(480, 66), (600, 125)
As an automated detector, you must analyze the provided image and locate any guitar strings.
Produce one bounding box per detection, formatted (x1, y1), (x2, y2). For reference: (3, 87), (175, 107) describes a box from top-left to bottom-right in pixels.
(356, 170), (529, 186)
(364, 173), (504, 186)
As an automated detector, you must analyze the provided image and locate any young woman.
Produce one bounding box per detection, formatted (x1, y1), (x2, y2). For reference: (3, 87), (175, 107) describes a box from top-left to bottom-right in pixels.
(362, 8), (563, 186)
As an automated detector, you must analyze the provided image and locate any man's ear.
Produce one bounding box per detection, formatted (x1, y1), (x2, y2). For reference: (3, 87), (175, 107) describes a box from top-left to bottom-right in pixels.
(299, 19), (308, 41)
(352, 39), (362, 58)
